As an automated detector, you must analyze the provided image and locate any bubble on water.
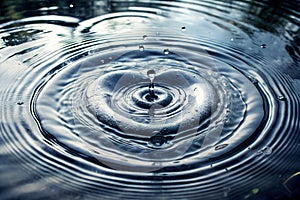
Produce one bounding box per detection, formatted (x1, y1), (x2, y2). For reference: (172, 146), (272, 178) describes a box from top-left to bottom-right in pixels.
(215, 144), (228, 151)
(163, 49), (170, 54)
(142, 35), (147, 40)
(139, 45), (144, 51)
(181, 26), (186, 31)
(69, 4), (74, 8)
(260, 44), (267, 48)
(230, 38), (234, 41)
(150, 132), (166, 147)
(277, 96), (286, 101)
(262, 146), (272, 155)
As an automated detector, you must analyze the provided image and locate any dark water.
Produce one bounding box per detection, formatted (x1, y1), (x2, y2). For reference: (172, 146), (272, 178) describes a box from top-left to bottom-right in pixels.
(0, 0), (300, 199)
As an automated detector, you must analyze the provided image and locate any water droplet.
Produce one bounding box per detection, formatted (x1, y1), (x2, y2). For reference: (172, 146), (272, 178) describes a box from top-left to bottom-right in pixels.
(215, 144), (228, 151)
(262, 146), (272, 155)
(181, 26), (186, 31)
(139, 45), (144, 51)
(109, 57), (112, 60)
(147, 69), (157, 101)
(230, 38), (234, 41)
(17, 101), (24, 105)
(142, 35), (147, 40)
(69, 4), (74, 8)
(100, 59), (105, 64)
(163, 49), (170, 55)
(260, 44), (267, 48)
(277, 96), (286, 101)
(147, 69), (156, 82)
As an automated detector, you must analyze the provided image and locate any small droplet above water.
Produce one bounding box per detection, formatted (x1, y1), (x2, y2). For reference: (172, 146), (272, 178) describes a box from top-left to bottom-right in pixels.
(147, 69), (156, 82)
(163, 49), (170, 54)
(181, 26), (186, 31)
(139, 45), (144, 51)
(17, 101), (24, 105)
(260, 44), (267, 48)
(142, 35), (148, 40)
(69, 4), (74, 8)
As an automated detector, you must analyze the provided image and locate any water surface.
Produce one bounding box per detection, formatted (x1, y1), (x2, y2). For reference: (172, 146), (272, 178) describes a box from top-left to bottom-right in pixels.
(0, 0), (300, 199)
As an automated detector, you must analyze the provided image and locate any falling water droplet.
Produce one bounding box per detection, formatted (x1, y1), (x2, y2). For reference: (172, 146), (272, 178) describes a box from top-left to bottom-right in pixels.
(277, 96), (286, 101)
(142, 35), (147, 40)
(17, 101), (24, 105)
(230, 38), (234, 41)
(139, 45), (144, 51)
(147, 70), (156, 101)
(163, 49), (170, 54)
(181, 26), (186, 31)
(69, 4), (74, 8)
(147, 69), (156, 82)
(260, 44), (267, 48)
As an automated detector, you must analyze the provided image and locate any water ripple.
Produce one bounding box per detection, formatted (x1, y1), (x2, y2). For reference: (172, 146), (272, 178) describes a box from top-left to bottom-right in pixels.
(0, 1), (300, 200)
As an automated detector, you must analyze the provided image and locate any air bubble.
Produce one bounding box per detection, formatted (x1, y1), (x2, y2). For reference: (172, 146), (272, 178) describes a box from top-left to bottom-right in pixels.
(163, 49), (170, 54)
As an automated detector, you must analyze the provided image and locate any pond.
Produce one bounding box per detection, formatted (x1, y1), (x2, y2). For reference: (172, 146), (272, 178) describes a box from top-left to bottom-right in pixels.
(0, 0), (299, 199)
